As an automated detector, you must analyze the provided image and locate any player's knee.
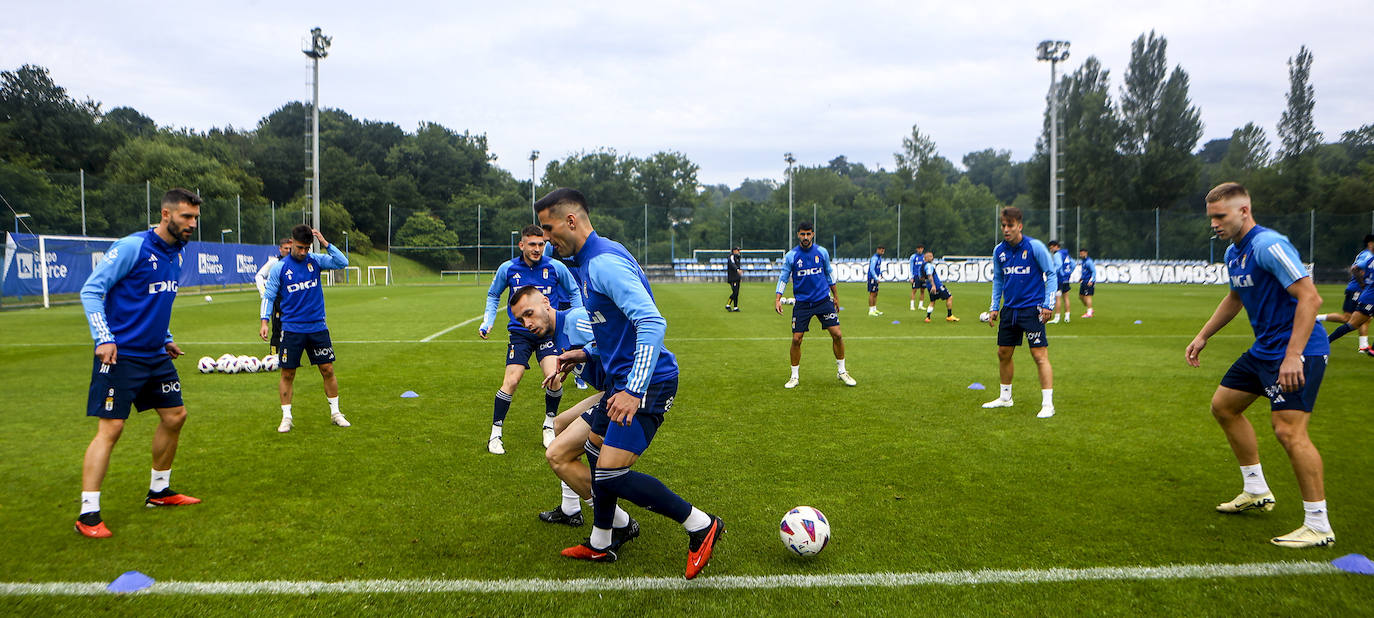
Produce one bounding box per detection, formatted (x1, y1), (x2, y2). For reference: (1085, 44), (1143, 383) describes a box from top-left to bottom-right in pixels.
(997, 347), (1014, 361)
(159, 407), (187, 430)
(280, 368), (297, 381)
(96, 419), (126, 441)
(318, 364), (334, 378)
(1271, 418), (1309, 448)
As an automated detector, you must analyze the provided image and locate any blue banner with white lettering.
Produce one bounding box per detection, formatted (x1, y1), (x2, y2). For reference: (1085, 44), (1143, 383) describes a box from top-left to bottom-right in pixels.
(4, 233), (279, 297)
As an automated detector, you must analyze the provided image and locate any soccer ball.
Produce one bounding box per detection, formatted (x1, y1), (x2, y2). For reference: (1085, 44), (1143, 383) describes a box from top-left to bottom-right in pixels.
(239, 355), (261, 373)
(979, 311), (991, 323)
(204, 295), (212, 302)
(779, 506), (831, 557)
(217, 355), (240, 374)
(261, 354), (279, 372)
(197, 356), (216, 373)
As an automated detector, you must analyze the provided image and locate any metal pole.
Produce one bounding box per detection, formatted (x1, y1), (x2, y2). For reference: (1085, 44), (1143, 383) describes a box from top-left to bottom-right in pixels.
(145, 180), (150, 227)
(1075, 206), (1080, 252)
(271, 201), (275, 243)
(236, 195), (241, 244)
(897, 203), (902, 260)
(386, 204), (392, 282)
(1049, 61), (1058, 243)
(477, 205), (482, 274)
(80, 169), (86, 236)
(311, 56), (321, 251)
(529, 152), (539, 223)
(1309, 209), (1314, 260)
(787, 155), (795, 235)
(728, 202), (733, 249)
(642, 203), (648, 264)
(1154, 207), (1160, 259)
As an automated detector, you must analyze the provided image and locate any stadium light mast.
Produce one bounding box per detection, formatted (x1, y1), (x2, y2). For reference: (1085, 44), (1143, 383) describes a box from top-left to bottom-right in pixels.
(1037, 40), (1069, 243)
(529, 150), (540, 223)
(784, 152), (796, 237)
(304, 27), (332, 250)
(220, 228), (233, 244)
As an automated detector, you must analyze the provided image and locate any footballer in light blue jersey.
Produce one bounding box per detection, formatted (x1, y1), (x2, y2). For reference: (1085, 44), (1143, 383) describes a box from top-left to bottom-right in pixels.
(478, 225), (584, 455)
(1046, 241), (1073, 323)
(775, 221), (855, 388)
(920, 252), (959, 323)
(1320, 234), (1374, 353)
(74, 188), (203, 539)
(538, 188), (721, 579)
(865, 246), (885, 315)
(982, 207), (1057, 417)
(908, 244), (928, 310)
(1185, 182), (1333, 548)
(258, 225), (351, 431)
(1077, 248), (1096, 318)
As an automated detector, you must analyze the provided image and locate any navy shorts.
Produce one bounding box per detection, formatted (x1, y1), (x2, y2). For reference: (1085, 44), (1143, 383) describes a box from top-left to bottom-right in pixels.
(866, 279), (879, 293)
(913, 277), (929, 290)
(1057, 280), (1071, 294)
(1355, 287), (1374, 317)
(577, 355), (609, 392)
(506, 329), (560, 368)
(582, 378), (675, 455)
(87, 354), (183, 419)
(996, 307), (1048, 348)
(792, 298), (840, 333)
(1080, 282), (1095, 296)
(280, 329), (336, 369)
(1341, 288), (1358, 314)
(1219, 351), (1327, 412)
(928, 286), (952, 301)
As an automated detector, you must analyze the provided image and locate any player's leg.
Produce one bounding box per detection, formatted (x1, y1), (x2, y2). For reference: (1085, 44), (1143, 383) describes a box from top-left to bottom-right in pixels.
(1267, 354), (1332, 546)
(909, 282), (917, 310)
(825, 324), (854, 386)
(490, 334), (532, 454)
(77, 417), (124, 537)
(1210, 354), (1277, 514)
(1029, 345), (1054, 418)
(944, 294), (957, 321)
(1327, 310), (1370, 343)
(1272, 410), (1324, 502)
(543, 404), (594, 526)
(786, 304), (810, 388)
(145, 404), (201, 507)
(536, 350), (563, 446)
(984, 311), (1020, 408)
(276, 331), (305, 432)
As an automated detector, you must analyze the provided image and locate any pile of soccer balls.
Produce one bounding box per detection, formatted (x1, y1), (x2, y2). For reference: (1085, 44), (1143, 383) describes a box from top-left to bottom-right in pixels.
(197, 353), (280, 374)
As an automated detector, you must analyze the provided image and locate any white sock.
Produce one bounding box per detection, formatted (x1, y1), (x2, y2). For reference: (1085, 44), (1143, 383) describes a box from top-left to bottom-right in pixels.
(926, 306), (933, 317)
(790, 365), (799, 380)
(327, 396), (339, 414)
(836, 359), (847, 373)
(613, 506), (630, 529)
(1360, 335), (1369, 348)
(1303, 500), (1331, 533)
(489, 424), (502, 440)
(560, 482), (580, 515)
(80, 491), (100, 515)
(683, 507), (711, 532)
(281, 404), (292, 418)
(1315, 315), (1327, 322)
(1000, 384), (1012, 401)
(590, 526), (613, 550)
(1240, 463), (1269, 495)
(910, 300), (915, 309)
(1041, 388), (1053, 408)
(150, 469), (170, 493)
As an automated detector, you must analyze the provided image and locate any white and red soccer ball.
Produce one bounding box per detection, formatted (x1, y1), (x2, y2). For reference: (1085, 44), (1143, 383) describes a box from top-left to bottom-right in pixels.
(779, 506), (830, 557)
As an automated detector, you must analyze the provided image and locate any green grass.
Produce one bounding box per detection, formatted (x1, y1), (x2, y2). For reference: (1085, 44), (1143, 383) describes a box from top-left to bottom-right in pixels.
(1, 281), (1370, 614)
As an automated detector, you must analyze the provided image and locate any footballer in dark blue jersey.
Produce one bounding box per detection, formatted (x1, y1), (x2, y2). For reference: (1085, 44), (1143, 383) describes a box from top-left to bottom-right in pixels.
(775, 221), (856, 388)
(1046, 240), (1073, 324)
(982, 207), (1058, 418)
(538, 188), (722, 579)
(921, 252), (959, 323)
(1185, 183), (1333, 548)
(866, 246), (885, 316)
(909, 243), (927, 311)
(478, 224), (583, 454)
(259, 225), (351, 433)
(1077, 248), (1096, 318)
(1319, 234), (1374, 354)
(75, 188), (204, 538)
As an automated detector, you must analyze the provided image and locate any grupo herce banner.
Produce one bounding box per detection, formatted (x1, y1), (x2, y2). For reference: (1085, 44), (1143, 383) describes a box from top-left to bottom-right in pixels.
(4, 233), (279, 297)
(827, 258), (1304, 285)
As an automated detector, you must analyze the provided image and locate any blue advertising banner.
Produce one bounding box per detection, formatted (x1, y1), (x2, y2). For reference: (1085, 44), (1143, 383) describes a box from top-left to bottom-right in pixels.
(4, 233), (279, 297)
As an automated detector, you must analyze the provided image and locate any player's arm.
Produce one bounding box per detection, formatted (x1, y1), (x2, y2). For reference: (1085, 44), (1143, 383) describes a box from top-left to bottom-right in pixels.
(313, 241), (349, 269)
(81, 237), (140, 364)
(553, 260), (584, 309)
(1032, 240), (1056, 313)
(988, 250), (1004, 318)
(259, 260), (284, 341)
(255, 258), (272, 297)
(821, 246), (838, 305)
(1255, 238), (1322, 390)
(775, 249), (795, 314)
(1185, 290), (1243, 367)
(479, 263), (510, 338)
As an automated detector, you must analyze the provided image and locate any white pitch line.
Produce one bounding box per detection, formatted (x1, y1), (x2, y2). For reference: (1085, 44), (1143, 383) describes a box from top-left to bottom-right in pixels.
(0, 561), (1339, 596)
(419, 314), (484, 342)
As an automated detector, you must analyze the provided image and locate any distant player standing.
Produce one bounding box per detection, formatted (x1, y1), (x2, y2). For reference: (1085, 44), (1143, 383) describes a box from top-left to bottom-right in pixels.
(254, 237), (291, 355)
(1316, 234), (1373, 354)
(725, 247), (742, 312)
(1078, 248), (1096, 318)
(478, 224), (582, 453)
(75, 188), (204, 538)
(981, 207), (1057, 419)
(1046, 240), (1073, 324)
(1185, 182), (1333, 548)
(537, 187), (723, 579)
(259, 225), (351, 433)
(776, 221), (856, 389)
(921, 252), (958, 323)
(867, 245), (885, 316)
(909, 244), (927, 311)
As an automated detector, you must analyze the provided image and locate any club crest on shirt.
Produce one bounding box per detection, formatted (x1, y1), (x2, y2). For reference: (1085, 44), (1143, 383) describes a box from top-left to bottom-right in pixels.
(543, 268), (549, 279)
(1021, 250), (1027, 259)
(1241, 253), (1248, 269)
(308, 264), (314, 272)
(815, 256), (820, 263)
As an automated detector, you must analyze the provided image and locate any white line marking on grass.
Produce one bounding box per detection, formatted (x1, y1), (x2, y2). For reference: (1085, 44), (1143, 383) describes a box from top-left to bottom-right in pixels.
(0, 561), (1339, 596)
(420, 314), (485, 342)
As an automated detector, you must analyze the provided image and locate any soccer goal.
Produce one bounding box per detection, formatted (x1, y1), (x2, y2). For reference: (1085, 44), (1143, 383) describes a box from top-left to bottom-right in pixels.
(325, 266), (362, 285)
(3, 233), (118, 308)
(366, 265), (391, 286)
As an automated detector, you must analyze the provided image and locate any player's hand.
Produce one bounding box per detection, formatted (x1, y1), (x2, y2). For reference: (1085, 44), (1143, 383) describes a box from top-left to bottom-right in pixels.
(1278, 354), (1305, 392)
(607, 390), (641, 426)
(1184, 336), (1207, 367)
(774, 296), (784, 315)
(165, 342), (183, 359)
(555, 348), (590, 375)
(259, 320), (271, 342)
(478, 327), (489, 340)
(312, 228), (328, 248)
(544, 370), (566, 392)
(95, 342), (117, 365)
(988, 310), (999, 328)
(1039, 307), (1054, 323)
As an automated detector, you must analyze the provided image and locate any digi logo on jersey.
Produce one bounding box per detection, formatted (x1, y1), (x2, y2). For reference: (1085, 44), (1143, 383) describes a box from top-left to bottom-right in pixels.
(286, 279), (319, 293)
(1230, 274), (1255, 288)
(797, 267), (825, 277)
(588, 311), (608, 325)
(1003, 265), (1032, 275)
(147, 280), (179, 294)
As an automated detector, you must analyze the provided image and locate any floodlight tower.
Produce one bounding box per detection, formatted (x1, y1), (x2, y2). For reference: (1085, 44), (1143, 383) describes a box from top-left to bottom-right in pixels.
(529, 150), (540, 223)
(304, 27), (332, 250)
(784, 152), (796, 236)
(1037, 39), (1069, 242)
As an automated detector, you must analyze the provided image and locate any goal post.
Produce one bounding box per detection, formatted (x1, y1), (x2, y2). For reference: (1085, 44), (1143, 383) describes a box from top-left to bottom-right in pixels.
(324, 266), (362, 285)
(366, 265), (391, 286)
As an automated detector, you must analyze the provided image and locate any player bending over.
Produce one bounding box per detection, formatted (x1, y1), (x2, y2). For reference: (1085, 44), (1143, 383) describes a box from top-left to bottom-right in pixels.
(1318, 234), (1373, 355)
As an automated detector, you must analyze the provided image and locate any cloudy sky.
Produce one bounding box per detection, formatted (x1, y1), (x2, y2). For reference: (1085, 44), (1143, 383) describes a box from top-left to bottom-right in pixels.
(4, 1), (1371, 187)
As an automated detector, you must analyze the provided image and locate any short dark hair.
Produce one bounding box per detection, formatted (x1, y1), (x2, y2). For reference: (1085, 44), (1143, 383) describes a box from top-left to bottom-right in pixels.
(731, 247), (740, 252)
(1048, 240), (1060, 248)
(915, 244), (925, 250)
(290, 224), (312, 244)
(520, 224), (545, 238)
(1206, 182), (1248, 203)
(279, 237), (291, 245)
(1079, 247), (1088, 253)
(534, 188), (588, 216)
(798, 221), (814, 232)
(1000, 207), (1023, 224)
(162, 188), (201, 208)
(509, 285), (546, 308)
(1364, 234), (1374, 245)
(876, 245), (885, 251)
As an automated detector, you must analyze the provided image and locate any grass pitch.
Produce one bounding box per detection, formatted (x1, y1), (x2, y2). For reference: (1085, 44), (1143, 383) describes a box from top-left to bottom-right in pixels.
(1, 280), (1371, 614)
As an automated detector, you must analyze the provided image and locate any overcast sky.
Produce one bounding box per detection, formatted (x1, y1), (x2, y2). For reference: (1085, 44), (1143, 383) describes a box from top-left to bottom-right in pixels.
(4, 1), (1371, 188)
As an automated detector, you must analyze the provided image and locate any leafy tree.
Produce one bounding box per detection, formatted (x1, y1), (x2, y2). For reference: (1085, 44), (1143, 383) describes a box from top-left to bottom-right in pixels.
(394, 211), (461, 268)
(0, 64), (120, 172)
(1278, 45), (1321, 161)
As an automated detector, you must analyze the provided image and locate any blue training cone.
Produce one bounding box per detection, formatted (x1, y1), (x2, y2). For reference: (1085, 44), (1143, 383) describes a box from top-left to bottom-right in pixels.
(891, 320), (901, 325)
(107, 571), (154, 593)
(1332, 554), (1374, 575)
(968, 382), (986, 390)
(401, 391), (419, 398)
(1133, 320), (1142, 324)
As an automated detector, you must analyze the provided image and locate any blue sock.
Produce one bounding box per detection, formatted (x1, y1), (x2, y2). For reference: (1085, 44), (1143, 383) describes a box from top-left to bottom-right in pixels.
(1329, 323), (1355, 342)
(492, 390), (512, 426)
(545, 388), (562, 419)
(594, 466), (692, 524)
